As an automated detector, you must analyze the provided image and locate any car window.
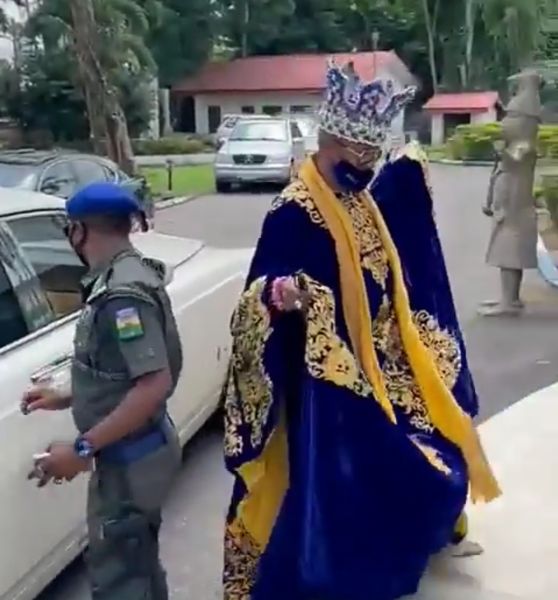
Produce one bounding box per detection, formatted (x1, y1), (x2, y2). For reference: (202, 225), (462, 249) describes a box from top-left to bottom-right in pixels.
(103, 164), (119, 182)
(73, 159), (109, 187)
(8, 213), (86, 320)
(0, 256), (30, 349)
(0, 163), (38, 189)
(230, 120), (288, 142)
(40, 162), (78, 198)
(0, 220), (56, 349)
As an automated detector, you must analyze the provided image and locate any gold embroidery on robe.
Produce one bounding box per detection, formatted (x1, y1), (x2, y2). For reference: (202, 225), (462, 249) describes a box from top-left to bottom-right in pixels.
(224, 278), (274, 457)
(303, 276), (372, 398)
(224, 522), (262, 600)
(344, 194), (390, 287)
(270, 180), (326, 228)
(373, 297), (462, 433)
(410, 436), (452, 475)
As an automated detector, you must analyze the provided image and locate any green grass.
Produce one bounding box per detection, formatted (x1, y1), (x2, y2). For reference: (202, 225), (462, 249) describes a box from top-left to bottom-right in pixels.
(141, 164), (215, 199)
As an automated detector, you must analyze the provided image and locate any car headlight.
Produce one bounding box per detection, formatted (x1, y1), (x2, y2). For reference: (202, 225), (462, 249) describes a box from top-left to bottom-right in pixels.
(269, 153), (291, 164)
(215, 152), (233, 166)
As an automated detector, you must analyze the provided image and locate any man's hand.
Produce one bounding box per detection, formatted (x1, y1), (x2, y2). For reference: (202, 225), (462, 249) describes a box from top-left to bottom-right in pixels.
(28, 443), (90, 488)
(21, 386), (71, 415)
(482, 206), (494, 217)
(271, 276), (310, 312)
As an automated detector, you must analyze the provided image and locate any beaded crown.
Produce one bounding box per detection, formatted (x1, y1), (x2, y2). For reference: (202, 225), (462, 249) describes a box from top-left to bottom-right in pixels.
(318, 58), (417, 147)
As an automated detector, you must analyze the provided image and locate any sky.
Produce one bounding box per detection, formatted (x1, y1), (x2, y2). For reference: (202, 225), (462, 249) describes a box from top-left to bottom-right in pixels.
(0, 1), (27, 61)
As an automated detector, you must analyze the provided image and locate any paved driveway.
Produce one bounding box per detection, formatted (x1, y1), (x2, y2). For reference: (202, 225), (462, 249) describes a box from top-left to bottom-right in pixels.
(39, 164), (558, 599)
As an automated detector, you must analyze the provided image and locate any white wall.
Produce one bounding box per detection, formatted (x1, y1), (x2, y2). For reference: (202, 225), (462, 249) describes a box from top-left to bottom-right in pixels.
(431, 114), (444, 145)
(429, 108), (497, 145)
(471, 108), (497, 125)
(194, 91), (322, 134)
(190, 66), (408, 140)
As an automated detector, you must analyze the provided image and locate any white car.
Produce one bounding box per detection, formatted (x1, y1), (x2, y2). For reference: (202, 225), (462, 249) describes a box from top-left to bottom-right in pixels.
(214, 117), (306, 192)
(0, 187), (251, 600)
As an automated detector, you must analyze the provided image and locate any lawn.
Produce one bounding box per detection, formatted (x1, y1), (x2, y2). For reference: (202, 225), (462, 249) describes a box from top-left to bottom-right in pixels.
(141, 164), (215, 198)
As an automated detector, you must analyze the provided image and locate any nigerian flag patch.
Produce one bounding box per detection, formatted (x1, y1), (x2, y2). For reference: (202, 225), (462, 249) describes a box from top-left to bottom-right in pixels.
(115, 307), (144, 340)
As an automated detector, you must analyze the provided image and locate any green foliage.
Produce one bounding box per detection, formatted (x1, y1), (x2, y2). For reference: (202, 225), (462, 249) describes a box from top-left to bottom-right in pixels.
(133, 136), (213, 155)
(447, 123), (558, 161)
(143, 0), (216, 86)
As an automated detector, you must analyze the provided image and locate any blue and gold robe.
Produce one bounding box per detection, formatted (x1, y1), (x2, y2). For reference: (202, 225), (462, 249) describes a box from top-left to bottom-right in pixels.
(223, 148), (497, 600)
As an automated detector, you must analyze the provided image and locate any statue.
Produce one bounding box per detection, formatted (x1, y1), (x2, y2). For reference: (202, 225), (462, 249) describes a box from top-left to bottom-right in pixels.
(479, 69), (542, 316)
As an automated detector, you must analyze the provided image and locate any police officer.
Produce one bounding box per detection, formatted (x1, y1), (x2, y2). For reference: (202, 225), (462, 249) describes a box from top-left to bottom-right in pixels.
(22, 182), (183, 599)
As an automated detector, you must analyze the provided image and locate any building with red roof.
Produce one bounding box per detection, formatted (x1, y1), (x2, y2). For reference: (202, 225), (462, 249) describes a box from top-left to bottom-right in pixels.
(424, 92), (502, 145)
(172, 51), (416, 135)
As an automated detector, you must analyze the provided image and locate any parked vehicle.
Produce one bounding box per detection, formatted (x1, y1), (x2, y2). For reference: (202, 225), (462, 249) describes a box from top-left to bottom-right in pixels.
(214, 117), (306, 192)
(293, 115), (319, 154)
(215, 114), (272, 147)
(0, 187), (252, 600)
(0, 149), (154, 222)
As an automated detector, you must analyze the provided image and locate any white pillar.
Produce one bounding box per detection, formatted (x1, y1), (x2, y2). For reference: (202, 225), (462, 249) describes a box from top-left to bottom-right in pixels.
(431, 113), (444, 145)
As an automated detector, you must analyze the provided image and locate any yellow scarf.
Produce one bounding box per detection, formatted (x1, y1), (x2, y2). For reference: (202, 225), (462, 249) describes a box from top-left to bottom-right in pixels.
(299, 158), (501, 503)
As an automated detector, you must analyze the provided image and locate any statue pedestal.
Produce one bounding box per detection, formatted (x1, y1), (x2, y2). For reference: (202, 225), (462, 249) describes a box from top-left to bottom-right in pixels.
(413, 383), (558, 599)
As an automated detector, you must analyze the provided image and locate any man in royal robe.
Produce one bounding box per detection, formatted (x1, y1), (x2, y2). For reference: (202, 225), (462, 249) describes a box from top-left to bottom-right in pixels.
(222, 60), (501, 600)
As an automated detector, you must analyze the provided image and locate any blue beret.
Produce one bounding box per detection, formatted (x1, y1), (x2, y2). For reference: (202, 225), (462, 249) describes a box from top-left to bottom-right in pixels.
(66, 182), (141, 219)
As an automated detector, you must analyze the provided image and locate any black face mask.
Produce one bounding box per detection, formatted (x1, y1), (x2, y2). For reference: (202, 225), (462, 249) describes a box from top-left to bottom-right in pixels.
(66, 222), (89, 268)
(333, 160), (374, 193)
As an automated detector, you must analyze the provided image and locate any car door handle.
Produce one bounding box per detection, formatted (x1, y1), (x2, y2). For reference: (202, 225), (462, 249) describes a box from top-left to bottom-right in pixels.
(31, 354), (73, 385)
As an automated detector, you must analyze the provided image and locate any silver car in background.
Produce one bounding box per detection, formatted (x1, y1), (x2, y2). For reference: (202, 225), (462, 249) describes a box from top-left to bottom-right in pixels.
(214, 118), (306, 192)
(293, 115), (319, 154)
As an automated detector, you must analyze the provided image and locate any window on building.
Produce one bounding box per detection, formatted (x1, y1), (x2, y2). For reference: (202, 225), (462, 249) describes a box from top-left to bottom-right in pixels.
(290, 105), (312, 114)
(262, 105), (282, 116)
(208, 105), (222, 133)
(241, 106), (255, 114)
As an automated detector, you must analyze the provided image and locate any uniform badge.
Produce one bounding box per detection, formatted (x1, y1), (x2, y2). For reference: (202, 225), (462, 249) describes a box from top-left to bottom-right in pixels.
(115, 307), (144, 340)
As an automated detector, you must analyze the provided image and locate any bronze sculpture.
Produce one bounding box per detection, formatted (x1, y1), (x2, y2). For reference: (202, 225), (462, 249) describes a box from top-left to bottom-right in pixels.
(480, 69), (542, 316)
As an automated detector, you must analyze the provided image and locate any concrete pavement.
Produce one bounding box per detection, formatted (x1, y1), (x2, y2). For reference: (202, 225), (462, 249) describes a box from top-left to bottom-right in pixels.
(39, 164), (558, 599)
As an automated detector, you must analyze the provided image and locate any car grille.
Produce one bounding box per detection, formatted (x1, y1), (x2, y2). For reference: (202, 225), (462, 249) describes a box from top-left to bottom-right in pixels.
(232, 154), (266, 165)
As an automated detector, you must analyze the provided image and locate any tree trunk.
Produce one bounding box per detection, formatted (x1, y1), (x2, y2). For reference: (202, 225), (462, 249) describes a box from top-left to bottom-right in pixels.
(464, 0), (476, 87)
(68, 0), (136, 175)
(421, 0), (439, 93)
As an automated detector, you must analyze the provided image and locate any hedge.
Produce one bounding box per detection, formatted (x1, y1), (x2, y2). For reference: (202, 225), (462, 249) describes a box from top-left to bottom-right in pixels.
(132, 136), (215, 156)
(542, 174), (558, 229)
(446, 123), (558, 162)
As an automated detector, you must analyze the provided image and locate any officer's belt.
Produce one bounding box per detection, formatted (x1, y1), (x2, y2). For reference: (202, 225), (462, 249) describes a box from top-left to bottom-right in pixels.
(97, 415), (173, 465)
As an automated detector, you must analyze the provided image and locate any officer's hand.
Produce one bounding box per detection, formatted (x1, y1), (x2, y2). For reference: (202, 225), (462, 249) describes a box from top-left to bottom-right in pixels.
(21, 386), (68, 415)
(28, 443), (90, 487)
(482, 206), (493, 218)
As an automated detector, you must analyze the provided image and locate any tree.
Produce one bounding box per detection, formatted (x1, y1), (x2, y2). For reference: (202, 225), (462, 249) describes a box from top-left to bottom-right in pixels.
(144, 0), (217, 86)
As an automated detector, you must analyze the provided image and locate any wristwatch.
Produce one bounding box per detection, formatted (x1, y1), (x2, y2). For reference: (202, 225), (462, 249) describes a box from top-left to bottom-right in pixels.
(74, 436), (95, 460)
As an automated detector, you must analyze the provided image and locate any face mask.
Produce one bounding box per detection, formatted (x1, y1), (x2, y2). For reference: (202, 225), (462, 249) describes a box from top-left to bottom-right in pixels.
(67, 222), (89, 267)
(333, 160), (374, 193)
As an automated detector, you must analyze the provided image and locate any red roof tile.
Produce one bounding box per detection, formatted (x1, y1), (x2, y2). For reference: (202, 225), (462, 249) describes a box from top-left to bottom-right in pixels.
(173, 52), (413, 94)
(424, 92), (500, 113)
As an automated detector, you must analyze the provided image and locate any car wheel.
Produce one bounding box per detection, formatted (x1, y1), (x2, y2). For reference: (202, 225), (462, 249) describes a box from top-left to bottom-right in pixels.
(216, 180), (231, 194)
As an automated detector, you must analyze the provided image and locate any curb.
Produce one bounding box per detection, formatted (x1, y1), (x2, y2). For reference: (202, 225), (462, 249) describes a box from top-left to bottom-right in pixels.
(428, 158), (494, 167)
(156, 194), (202, 211)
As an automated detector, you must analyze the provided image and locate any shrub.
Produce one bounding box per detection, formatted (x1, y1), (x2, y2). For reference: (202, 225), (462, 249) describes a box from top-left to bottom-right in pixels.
(446, 123), (558, 161)
(542, 174), (558, 228)
(132, 136), (213, 156)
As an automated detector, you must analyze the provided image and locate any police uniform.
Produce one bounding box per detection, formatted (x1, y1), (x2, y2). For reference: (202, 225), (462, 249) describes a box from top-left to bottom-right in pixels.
(67, 184), (183, 599)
